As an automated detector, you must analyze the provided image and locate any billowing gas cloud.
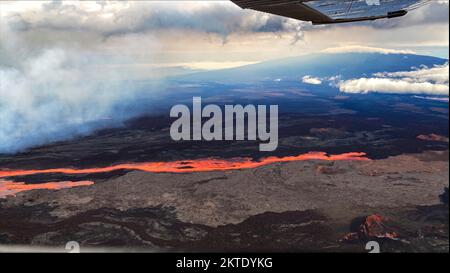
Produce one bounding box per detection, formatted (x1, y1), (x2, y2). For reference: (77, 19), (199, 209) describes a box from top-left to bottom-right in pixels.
(339, 63), (449, 96)
(0, 25), (165, 154)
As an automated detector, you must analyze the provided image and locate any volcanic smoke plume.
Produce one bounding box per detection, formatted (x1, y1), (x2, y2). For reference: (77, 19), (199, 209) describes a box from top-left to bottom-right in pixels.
(0, 24), (163, 154)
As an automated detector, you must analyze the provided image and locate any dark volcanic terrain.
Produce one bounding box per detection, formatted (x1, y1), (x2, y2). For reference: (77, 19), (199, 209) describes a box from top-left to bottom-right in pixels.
(0, 96), (448, 252)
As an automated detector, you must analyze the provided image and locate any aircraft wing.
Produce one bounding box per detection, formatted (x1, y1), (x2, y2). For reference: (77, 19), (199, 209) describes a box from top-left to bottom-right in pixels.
(231, 0), (430, 24)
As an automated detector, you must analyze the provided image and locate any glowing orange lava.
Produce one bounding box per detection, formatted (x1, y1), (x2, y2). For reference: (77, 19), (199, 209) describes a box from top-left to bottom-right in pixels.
(0, 180), (94, 198)
(0, 152), (369, 179)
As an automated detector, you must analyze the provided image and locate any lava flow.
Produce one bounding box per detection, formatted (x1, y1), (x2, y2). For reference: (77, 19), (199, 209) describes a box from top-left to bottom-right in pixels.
(0, 180), (94, 198)
(0, 152), (369, 179)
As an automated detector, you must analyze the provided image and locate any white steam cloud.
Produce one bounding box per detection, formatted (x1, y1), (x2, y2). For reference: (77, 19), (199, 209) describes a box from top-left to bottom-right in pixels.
(0, 28), (162, 154)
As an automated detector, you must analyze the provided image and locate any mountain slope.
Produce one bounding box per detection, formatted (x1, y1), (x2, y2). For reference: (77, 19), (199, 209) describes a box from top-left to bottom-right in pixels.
(175, 53), (448, 83)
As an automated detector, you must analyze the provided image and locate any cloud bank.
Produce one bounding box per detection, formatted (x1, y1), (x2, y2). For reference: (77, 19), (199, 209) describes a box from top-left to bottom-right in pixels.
(374, 62), (449, 84)
(339, 63), (449, 96)
(322, 45), (416, 55)
(5, 1), (310, 42)
(302, 75), (322, 85)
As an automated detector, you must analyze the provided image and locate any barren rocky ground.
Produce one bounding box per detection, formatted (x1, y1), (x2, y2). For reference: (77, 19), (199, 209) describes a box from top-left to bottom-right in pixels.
(0, 150), (448, 252)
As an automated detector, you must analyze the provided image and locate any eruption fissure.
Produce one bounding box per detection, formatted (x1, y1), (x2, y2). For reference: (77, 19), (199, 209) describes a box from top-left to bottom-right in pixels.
(0, 180), (94, 198)
(0, 152), (369, 179)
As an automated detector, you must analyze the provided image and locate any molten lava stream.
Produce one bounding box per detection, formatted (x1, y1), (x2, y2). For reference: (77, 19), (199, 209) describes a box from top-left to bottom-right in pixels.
(0, 180), (94, 198)
(0, 152), (369, 178)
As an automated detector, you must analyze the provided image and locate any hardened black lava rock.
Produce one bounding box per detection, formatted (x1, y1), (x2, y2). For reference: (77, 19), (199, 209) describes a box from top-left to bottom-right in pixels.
(440, 187), (449, 205)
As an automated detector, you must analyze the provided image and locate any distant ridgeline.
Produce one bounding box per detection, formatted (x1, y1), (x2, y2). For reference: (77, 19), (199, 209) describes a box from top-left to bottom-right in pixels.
(173, 52), (448, 83)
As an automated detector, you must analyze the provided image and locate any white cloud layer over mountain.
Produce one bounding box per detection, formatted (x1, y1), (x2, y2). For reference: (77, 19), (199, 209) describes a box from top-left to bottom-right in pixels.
(339, 63), (449, 96)
(322, 45), (416, 55)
